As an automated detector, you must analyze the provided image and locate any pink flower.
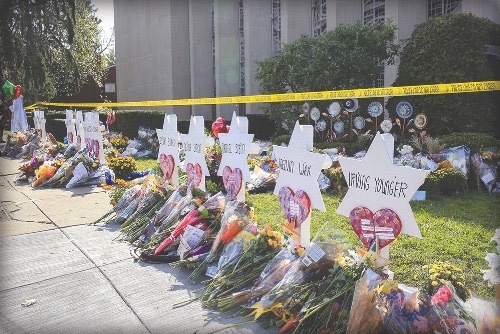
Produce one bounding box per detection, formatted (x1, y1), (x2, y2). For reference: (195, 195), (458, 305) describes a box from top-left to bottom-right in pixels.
(431, 284), (453, 307)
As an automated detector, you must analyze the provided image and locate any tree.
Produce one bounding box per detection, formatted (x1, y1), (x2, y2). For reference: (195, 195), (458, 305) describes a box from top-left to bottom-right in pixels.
(0, 0), (107, 103)
(255, 21), (399, 131)
(387, 13), (499, 136)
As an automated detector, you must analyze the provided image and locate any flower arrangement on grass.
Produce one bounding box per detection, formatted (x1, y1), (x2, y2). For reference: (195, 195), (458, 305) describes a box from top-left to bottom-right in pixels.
(108, 135), (129, 152)
(106, 156), (137, 179)
(421, 262), (469, 300)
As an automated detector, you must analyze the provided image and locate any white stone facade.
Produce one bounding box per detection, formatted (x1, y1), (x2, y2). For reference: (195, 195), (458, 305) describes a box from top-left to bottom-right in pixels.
(114, 0), (499, 119)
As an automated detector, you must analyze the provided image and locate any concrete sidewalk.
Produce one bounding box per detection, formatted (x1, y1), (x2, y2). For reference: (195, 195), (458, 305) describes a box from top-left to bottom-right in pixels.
(0, 154), (276, 334)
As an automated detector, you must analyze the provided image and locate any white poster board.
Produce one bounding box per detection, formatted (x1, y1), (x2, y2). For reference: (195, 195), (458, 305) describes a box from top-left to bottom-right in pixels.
(156, 114), (181, 187)
(82, 112), (105, 164)
(273, 121), (331, 248)
(217, 112), (256, 201)
(65, 109), (77, 145)
(180, 116), (211, 191)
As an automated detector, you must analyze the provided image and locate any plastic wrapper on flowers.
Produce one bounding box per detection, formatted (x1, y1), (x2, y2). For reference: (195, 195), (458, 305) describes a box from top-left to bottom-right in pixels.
(374, 280), (477, 334)
(470, 148), (499, 193)
(430, 145), (470, 176)
(394, 153), (438, 172)
(251, 225), (364, 334)
(248, 166), (277, 194)
(91, 184), (143, 225)
(198, 225), (284, 309)
(188, 200), (251, 282)
(151, 191), (225, 257)
(346, 269), (385, 334)
(216, 248), (298, 311)
(119, 175), (168, 228)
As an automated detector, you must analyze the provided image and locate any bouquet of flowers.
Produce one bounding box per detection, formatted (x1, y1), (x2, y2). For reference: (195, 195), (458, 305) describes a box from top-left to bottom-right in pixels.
(199, 225), (284, 309)
(31, 162), (57, 187)
(91, 184), (144, 225)
(118, 175), (167, 227)
(251, 225), (358, 328)
(374, 280), (477, 334)
(216, 247), (298, 312)
(149, 191), (226, 256)
(188, 200), (253, 282)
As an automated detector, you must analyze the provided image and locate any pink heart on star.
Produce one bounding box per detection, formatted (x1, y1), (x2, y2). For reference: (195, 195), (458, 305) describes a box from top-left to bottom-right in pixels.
(350, 207), (402, 249)
(159, 153), (175, 180)
(222, 166), (243, 200)
(186, 163), (202, 188)
(278, 187), (311, 228)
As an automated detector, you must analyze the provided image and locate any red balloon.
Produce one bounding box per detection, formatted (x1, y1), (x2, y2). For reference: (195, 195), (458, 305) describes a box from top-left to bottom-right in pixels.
(211, 117), (228, 138)
(14, 85), (22, 99)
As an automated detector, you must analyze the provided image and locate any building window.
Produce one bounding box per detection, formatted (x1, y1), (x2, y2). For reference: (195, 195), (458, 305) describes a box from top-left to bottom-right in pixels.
(363, 0), (385, 25)
(363, 1), (385, 87)
(428, 0), (461, 19)
(104, 83), (116, 93)
(272, 0), (281, 55)
(312, 0), (326, 37)
(239, 0), (245, 95)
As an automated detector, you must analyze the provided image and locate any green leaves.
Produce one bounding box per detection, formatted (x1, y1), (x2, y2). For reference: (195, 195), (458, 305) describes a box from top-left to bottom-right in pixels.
(256, 21), (399, 133)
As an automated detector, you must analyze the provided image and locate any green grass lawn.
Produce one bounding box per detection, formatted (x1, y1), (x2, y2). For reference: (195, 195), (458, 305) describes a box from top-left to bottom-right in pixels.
(130, 158), (499, 299)
(248, 191), (499, 299)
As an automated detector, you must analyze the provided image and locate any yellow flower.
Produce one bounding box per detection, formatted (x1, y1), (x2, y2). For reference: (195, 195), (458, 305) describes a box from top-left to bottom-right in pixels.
(431, 281), (438, 287)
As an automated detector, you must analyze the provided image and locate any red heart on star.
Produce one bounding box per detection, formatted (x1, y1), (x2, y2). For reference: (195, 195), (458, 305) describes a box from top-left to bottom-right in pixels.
(349, 206), (402, 249)
(222, 166), (242, 200)
(186, 163), (202, 188)
(278, 187), (311, 229)
(159, 153), (175, 181)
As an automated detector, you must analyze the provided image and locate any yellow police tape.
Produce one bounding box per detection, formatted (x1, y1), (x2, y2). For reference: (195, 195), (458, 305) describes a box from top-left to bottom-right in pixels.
(25, 80), (500, 110)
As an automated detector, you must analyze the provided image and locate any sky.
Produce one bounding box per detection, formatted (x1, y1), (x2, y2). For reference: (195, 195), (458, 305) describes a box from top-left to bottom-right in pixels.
(91, 0), (114, 33)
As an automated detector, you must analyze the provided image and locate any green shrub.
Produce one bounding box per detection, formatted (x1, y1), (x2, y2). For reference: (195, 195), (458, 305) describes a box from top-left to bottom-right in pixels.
(440, 132), (500, 153)
(387, 13), (499, 136)
(423, 168), (467, 195)
(271, 134), (291, 145)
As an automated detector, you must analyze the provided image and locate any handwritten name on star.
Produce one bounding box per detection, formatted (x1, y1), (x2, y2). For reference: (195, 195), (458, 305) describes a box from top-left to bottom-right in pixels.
(221, 143), (246, 154)
(159, 136), (178, 147)
(278, 158), (312, 177)
(183, 142), (202, 153)
(347, 171), (409, 198)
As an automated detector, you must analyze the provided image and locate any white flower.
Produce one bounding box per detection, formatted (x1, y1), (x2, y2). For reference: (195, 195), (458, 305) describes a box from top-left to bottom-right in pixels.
(481, 268), (500, 287)
(347, 249), (364, 265)
(485, 252), (500, 269)
(491, 228), (500, 243)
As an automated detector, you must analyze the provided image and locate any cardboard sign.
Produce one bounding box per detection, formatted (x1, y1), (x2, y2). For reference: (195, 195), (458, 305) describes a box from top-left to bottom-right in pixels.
(82, 112), (105, 164)
(336, 133), (429, 243)
(65, 109), (77, 145)
(273, 121), (330, 248)
(217, 112), (255, 201)
(180, 116), (211, 191)
(156, 114), (181, 186)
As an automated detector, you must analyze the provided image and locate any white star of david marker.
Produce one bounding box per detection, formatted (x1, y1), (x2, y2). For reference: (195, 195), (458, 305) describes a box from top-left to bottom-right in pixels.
(273, 121), (327, 212)
(157, 114), (181, 186)
(217, 112), (254, 182)
(336, 133), (429, 238)
(180, 116), (210, 175)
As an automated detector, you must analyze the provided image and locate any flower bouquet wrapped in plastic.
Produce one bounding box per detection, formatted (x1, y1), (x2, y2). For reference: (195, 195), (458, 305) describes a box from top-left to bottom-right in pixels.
(150, 191), (226, 256)
(346, 269), (385, 334)
(188, 200), (251, 282)
(90, 184), (143, 225)
(118, 175), (167, 227)
(31, 163), (58, 187)
(374, 280), (477, 334)
(251, 225), (357, 328)
(201, 226), (285, 310)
